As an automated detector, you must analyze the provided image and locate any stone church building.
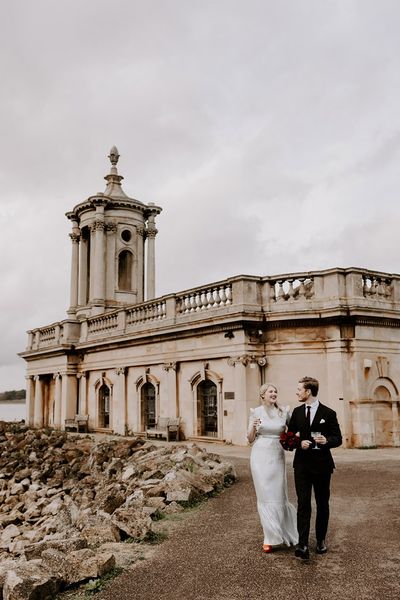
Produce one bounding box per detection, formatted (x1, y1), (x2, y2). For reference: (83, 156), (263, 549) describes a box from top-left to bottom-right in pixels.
(20, 149), (400, 447)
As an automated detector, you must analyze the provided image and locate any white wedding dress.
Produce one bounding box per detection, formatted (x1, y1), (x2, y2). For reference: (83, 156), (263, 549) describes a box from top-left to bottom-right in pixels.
(249, 405), (298, 546)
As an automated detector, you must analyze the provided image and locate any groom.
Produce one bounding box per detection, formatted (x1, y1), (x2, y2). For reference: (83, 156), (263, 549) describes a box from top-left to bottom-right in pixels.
(288, 376), (342, 560)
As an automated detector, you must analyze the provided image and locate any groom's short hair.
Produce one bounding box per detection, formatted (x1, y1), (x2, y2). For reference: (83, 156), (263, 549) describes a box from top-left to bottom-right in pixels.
(299, 376), (319, 397)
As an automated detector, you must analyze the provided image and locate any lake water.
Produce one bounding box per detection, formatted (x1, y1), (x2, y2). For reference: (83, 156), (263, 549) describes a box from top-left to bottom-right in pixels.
(0, 402), (26, 422)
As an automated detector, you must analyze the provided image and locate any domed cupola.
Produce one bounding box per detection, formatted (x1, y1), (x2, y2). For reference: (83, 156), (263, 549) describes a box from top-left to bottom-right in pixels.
(66, 148), (162, 317)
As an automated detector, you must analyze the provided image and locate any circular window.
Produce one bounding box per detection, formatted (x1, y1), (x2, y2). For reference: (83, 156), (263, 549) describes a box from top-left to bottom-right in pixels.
(121, 229), (132, 243)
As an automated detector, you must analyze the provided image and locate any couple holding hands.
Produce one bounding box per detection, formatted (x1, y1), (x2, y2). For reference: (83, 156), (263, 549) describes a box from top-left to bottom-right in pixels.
(247, 376), (342, 560)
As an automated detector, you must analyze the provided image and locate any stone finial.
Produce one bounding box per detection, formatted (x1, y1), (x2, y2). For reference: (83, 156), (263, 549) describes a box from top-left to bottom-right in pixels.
(104, 146), (129, 198)
(108, 146), (120, 167)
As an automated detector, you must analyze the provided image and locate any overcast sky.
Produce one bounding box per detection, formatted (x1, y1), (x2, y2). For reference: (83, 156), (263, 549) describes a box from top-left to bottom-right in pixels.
(1, 0), (400, 391)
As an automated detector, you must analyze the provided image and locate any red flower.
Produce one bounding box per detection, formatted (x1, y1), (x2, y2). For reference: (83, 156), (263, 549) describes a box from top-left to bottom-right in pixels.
(279, 431), (300, 451)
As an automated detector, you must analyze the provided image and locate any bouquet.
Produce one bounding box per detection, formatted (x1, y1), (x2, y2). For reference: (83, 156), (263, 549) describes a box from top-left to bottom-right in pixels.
(279, 431), (300, 451)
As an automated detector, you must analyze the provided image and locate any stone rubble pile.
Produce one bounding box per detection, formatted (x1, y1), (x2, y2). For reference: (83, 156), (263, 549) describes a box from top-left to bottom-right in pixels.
(0, 421), (236, 600)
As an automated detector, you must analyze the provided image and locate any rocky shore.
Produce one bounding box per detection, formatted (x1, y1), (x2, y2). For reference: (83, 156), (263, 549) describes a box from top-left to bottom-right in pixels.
(0, 422), (236, 600)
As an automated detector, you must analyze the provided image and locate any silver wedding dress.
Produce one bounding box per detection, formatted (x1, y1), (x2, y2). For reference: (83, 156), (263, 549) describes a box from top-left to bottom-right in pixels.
(249, 405), (298, 546)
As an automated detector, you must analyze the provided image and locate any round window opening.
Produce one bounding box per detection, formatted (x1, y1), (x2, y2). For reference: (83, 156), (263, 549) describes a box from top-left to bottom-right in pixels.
(121, 229), (132, 243)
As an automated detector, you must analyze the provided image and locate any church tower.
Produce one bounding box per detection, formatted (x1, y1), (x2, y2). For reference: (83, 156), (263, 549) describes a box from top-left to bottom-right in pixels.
(66, 147), (161, 317)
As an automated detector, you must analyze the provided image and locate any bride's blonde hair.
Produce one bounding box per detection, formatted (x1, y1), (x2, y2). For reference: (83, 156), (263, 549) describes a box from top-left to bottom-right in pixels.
(260, 383), (284, 416)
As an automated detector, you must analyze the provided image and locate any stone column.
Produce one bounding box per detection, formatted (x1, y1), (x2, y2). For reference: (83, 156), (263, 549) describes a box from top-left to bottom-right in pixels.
(53, 373), (62, 429)
(68, 232), (80, 315)
(146, 215), (157, 300)
(126, 368), (137, 433)
(33, 375), (43, 428)
(137, 226), (145, 303)
(113, 367), (126, 435)
(61, 374), (78, 427)
(88, 224), (96, 302)
(25, 376), (34, 426)
(163, 362), (178, 417)
(77, 372), (88, 415)
(392, 401), (399, 446)
(78, 232), (88, 306)
(92, 199), (107, 311)
(106, 222), (117, 303)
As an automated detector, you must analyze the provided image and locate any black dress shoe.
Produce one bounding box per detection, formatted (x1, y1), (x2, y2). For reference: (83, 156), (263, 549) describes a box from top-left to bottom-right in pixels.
(295, 545), (310, 560)
(316, 540), (327, 554)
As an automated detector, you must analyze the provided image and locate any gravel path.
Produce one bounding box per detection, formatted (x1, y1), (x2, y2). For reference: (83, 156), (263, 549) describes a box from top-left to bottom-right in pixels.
(97, 447), (400, 600)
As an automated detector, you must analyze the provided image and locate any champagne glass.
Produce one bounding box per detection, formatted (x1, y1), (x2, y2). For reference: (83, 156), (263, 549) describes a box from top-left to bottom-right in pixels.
(311, 431), (321, 449)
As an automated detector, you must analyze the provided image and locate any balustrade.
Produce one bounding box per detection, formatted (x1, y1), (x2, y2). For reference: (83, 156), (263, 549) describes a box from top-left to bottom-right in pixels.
(26, 270), (400, 352)
(176, 283), (232, 314)
(39, 327), (56, 345)
(88, 313), (118, 335)
(269, 277), (314, 303)
(126, 300), (167, 326)
(362, 274), (393, 299)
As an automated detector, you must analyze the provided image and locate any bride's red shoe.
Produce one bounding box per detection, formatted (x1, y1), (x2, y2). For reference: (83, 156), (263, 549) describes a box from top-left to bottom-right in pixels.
(262, 544), (273, 553)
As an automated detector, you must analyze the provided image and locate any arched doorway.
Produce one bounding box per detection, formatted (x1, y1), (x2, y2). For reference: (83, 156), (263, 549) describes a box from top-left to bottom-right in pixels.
(197, 380), (218, 437)
(141, 382), (156, 429)
(373, 385), (393, 447)
(98, 383), (110, 428)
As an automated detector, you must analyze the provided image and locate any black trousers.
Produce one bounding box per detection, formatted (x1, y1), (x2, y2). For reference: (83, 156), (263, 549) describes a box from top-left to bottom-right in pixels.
(294, 468), (331, 547)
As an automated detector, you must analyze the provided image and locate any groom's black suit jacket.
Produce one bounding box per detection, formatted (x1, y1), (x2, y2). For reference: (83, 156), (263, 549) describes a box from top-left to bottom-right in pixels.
(288, 402), (342, 475)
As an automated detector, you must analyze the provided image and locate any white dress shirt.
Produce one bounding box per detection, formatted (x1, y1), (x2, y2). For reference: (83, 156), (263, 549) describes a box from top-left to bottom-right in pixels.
(305, 398), (319, 424)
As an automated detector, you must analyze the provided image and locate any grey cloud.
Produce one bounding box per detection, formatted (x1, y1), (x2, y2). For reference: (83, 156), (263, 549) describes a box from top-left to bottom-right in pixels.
(2, 0), (400, 388)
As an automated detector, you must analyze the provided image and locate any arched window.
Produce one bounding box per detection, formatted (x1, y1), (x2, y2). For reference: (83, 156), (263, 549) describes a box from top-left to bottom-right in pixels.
(118, 250), (133, 291)
(197, 380), (218, 437)
(141, 382), (156, 429)
(98, 383), (110, 428)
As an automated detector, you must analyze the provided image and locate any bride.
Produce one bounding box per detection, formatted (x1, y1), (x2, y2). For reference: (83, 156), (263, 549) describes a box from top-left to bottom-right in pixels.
(247, 383), (298, 553)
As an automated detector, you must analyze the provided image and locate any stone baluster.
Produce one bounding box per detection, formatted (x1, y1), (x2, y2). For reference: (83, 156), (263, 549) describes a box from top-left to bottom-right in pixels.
(269, 282), (277, 302)
(225, 285), (232, 305)
(362, 275), (369, 297)
(298, 278), (306, 298)
(219, 286), (227, 305)
(288, 279), (295, 300)
(195, 292), (202, 311)
(199, 291), (206, 309)
(206, 289), (213, 309)
(213, 287), (221, 307)
(277, 281), (285, 301)
(377, 278), (385, 296)
(385, 279), (392, 298)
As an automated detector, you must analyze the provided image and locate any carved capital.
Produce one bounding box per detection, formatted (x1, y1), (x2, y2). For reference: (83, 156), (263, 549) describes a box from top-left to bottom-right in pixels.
(53, 372), (61, 380)
(136, 226), (145, 237)
(106, 221), (118, 233)
(227, 354), (267, 367)
(34, 375), (41, 382)
(163, 362), (177, 372)
(92, 220), (106, 231)
(116, 366), (126, 376)
(69, 233), (80, 243)
(146, 226), (158, 239)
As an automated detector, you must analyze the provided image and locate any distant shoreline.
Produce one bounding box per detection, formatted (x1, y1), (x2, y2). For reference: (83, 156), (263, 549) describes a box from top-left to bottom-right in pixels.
(0, 400), (26, 404)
